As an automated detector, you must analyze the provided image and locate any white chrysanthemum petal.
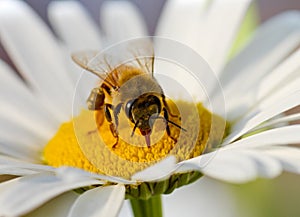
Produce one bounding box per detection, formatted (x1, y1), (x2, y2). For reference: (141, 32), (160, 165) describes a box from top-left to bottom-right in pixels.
(100, 1), (147, 44)
(156, 0), (251, 74)
(257, 48), (300, 101)
(221, 12), (300, 119)
(225, 91), (300, 144)
(0, 60), (59, 161)
(225, 125), (300, 150)
(252, 113), (300, 132)
(48, 1), (102, 50)
(221, 11), (300, 89)
(131, 156), (177, 182)
(92, 175), (135, 185)
(201, 0), (252, 74)
(178, 148), (283, 181)
(239, 150), (282, 178)
(0, 99), (52, 160)
(0, 106), (52, 144)
(0, 168), (37, 176)
(48, 1), (103, 105)
(0, 60), (59, 134)
(0, 138), (42, 162)
(118, 201), (133, 217)
(0, 172), (102, 217)
(265, 147), (300, 174)
(68, 185), (125, 217)
(0, 155), (54, 175)
(0, 0), (75, 121)
(26, 191), (79, 217)
(199, 150), (258, 183)
(155, 0), (207, 48)
(257, 76), (300, 110)
(163, 177), (237, 217)
(54, 167), (135, 185)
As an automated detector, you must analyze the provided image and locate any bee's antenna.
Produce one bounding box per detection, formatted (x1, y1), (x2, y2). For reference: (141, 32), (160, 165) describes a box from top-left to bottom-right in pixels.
(151, 116), (187, 132)
(131, 121), (139, 137)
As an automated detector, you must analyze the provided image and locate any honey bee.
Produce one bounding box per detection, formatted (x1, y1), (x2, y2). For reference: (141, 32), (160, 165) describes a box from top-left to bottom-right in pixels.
(72, 40), (185, 148)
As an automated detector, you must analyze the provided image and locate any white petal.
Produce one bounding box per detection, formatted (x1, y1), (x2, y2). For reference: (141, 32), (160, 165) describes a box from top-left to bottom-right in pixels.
(198, 150), (258, 183)
(0, 60), (61, 161)
(256, 76), (300, 110)
(155, 0), (207, 49)
(48, 1), (103, 105)
(118, 200), (133, 217)
(163, 177), (238, 217)
(0, 140), (41, 163)
(200, 0), (252, 74)
(48, 1), (102, 50)
(220, 12), (300, 119)
(180, 147), (282, 182)
(47, 0), (105, 104)
(177, 152), (217, 173)
(265, 147), (300, 174)
(68, 185), (125, 217)
(91, 174), (135, 185)
(0, 105), (54, 145)
(25, 191), (79, 217)
(257, 47), (300, 101)
(0, 114), (44, 162)
(252, 113), (300, 132)
(0, 0), (75, 121)
(221, 11), (300, 88)
(233, 150), (282, 179)
(0, 171), (102, 216)
(191, 126), (300, 183)
(177, 150), (257, 183)
(0, 59), (59, 134)
(225, 91), (300, 144)
(156, 0), (251, 74)
(100, 1), (147, 44)
(52, 166), (134, 186)
(0, 155), (54, 175)
(225, 125), (300, 150)
(131, 156), (177, 182)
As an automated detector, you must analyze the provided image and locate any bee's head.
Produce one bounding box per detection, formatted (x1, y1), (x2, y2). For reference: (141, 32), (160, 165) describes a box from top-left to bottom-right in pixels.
(125, 94), (162, 147)
(125, 93), (162, 127)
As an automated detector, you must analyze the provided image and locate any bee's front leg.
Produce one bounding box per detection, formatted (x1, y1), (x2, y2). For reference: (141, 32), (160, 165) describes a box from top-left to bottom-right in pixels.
(104, 104), (119, 148)
(161, 95), (180, 119)
(163, 107), (177, 144)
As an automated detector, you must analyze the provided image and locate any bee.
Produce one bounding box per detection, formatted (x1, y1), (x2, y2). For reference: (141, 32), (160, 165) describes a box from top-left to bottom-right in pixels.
(72, 40), (185, 148)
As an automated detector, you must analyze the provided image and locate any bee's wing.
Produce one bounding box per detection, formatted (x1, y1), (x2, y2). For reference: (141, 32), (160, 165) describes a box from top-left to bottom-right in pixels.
(71, 50), (112, 82)
(126, 39), (154, 76)
(72, 39), (155, 86)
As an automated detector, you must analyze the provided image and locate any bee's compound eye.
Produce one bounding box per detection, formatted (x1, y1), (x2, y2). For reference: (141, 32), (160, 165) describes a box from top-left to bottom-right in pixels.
(125, 99), (135, 121)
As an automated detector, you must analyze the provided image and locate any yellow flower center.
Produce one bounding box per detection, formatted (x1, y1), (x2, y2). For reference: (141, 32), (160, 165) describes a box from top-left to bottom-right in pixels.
(44, 100), (226, 179)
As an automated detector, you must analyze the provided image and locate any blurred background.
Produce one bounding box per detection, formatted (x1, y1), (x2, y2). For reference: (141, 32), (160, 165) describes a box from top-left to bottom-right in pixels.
(2, 0), (300, 68)
(1, 0), (300, 217)
(23, 0), (300, 34)
(2, 0), (300, 64)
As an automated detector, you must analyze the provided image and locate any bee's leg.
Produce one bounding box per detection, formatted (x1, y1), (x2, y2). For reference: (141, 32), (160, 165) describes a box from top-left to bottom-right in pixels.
(104, 104), (119, 148)
(161, 95), (180, 119)
(113, 103), (122, 132)
(163, 108), (177, 144)
(110, 124), (119, 148)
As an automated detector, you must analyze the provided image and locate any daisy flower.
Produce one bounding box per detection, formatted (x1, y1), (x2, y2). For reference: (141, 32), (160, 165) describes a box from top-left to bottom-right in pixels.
(0, 0), (300, 217)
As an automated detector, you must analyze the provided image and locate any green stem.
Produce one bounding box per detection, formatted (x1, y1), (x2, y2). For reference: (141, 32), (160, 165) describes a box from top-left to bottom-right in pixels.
(130, 195), (163, 217)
